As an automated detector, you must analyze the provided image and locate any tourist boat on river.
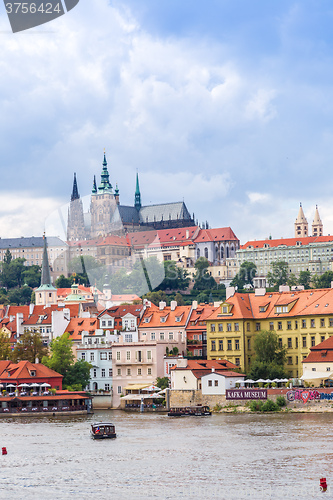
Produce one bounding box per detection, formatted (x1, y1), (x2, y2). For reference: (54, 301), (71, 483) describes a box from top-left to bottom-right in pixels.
(168, 405), (212, 417)
(91, 422), (117, 439)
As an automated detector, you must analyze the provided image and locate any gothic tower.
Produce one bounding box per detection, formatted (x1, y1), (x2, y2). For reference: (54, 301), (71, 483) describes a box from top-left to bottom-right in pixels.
(67, 173), (86, 241)
(312, 205), (323, 237)
(90, 153), (118, 238)
(35, 235), (57, 306)
(294, 203), (308, 237)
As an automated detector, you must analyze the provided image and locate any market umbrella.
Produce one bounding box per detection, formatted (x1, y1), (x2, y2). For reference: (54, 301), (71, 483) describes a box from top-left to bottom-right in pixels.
(145, 385), (160, 392)
(29, 383), (40, 387)
(255, 379), (266, 383)
(235, 379), (245, 385)
(244, 379), (255, 384)
(18, 383), (30, 388)
(6, 384), (17, 388)
(40, 383), (51, 388)
(265, 379), (272, 383)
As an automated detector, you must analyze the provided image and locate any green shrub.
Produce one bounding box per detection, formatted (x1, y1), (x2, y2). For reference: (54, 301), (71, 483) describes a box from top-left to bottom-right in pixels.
(213, 403), (222, 412)
(262, 399), (280, 412)
(276, 396), (287, 407)
(249, 400), (264, 412)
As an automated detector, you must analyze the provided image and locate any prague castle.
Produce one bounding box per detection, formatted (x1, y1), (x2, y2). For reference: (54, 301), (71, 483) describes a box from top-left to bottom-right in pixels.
(67, 153), (195, 241)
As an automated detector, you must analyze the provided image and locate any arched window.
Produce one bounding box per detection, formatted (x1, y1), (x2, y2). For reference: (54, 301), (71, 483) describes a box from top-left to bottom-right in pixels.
(221, 247), (224, 259)
(226, 246), (230, 258)
(204, 247), (208, 259)
(197, 248), (200, 259)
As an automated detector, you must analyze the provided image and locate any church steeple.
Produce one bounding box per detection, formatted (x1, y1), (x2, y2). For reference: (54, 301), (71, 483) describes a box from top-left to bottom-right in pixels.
(92, 175), (97, 195)
(312, 204), (323, 237)
(35, 235), (57, 306)
(295, 203), (308, 237)
(134, 172), (141, 211)
(98, 152), (112, 193)
(71, 173), (80, 201)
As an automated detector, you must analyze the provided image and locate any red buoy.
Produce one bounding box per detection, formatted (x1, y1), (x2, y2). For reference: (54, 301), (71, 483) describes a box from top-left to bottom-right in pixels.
(2, 447), (7, 455)
(320, 477), (327, 492)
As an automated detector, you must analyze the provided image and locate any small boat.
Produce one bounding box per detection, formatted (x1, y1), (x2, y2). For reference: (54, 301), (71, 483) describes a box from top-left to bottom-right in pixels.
(91, 422), (116, 439)
(168, 405), (211, 417)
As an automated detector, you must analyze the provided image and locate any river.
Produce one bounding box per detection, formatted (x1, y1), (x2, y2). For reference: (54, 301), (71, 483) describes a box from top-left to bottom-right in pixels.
(0, 411), (332, 499)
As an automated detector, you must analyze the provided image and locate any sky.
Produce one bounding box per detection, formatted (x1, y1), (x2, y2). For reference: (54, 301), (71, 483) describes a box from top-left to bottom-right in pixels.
(1, 0), (333, 243)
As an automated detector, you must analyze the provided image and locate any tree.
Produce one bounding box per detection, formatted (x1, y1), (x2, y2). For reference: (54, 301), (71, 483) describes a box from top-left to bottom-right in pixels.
(266, 261), (289, 289)
(142, 290), (167, 306)
(11, 330), (48, 363)
(230, 261), (257, 290)
(63, 359), (92, 390)
(312, 271), (333, 289)
(22, 265), (41, 288)
(0, 328), (11, 360)
(156, 376), (169, 390)
(158, 261), (190, 291)
(174, 292), (185, 306)
(55, 274), (72, 288)
(193, 257), (216, 290)
(42, 332), (74, 376)
(287, 273), (298, 288)
(248, 330), (287, 379)
(299, 270), (311, 289)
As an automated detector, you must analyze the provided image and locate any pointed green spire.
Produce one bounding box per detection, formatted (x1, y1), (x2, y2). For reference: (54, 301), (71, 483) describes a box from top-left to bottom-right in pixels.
(115, 183), (119, 195)
(99, 151), (113, 192)
(134, 172), (141, 211)
(92, 175), (97, 194)
(40, 234), (53, 287)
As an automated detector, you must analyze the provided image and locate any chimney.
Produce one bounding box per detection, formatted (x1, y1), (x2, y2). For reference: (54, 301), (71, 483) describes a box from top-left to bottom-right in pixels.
(211, 367), (215, 372)
(279, 285), (290, 293)
(29, 303), (34, 315)
(170, 301), (177, 311)
(192, 300), (198, 310)
(159, 301), (166, 310)
(255, 288), (266, 296)
(226, 287), (236, 300)
(186, 230), (189, 239)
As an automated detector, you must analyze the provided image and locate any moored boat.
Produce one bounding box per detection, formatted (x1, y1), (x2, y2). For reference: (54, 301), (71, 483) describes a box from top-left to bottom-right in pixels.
(168, 405), (211, 417)
(91, 422), (116, 439)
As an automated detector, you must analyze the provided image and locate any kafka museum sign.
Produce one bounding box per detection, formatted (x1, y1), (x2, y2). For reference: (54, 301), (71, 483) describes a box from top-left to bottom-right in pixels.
(226, 389), (267, 400)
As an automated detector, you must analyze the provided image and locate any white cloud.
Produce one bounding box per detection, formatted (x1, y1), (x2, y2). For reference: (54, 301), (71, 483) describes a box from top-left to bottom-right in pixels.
(248, 192), (271, 204)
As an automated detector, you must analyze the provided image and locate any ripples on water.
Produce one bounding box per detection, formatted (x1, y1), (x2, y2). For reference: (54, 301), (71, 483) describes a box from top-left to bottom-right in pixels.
(0, 412), (332, 499)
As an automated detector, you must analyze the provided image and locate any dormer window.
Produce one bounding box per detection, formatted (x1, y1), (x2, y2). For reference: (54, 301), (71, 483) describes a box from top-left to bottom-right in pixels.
(30, 370), (36, 377)
(160, 317), (167, 323)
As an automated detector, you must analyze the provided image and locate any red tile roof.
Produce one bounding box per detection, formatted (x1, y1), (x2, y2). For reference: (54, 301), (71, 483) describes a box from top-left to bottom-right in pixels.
(303, 336), (333, 363)
(194, 227), (239, 243)
(139, 305), (191, 328)
(66, 318), (98, 341)
(0, 360), (63, 384)
(241, 235), (333, 250)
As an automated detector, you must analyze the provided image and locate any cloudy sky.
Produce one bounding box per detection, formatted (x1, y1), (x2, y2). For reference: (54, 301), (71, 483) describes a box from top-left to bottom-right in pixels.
(1, 0), (333, 243)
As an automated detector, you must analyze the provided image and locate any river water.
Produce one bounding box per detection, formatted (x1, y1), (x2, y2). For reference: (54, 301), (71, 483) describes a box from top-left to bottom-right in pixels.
(0, 410), (332, 499)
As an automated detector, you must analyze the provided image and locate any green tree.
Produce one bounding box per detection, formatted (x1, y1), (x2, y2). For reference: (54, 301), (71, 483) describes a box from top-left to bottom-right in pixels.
(158, 261), (190, 291)
(193, 257), (216, 290)
(248, 330), (287, 379)
(287, 273), (298, 288)
(299, 270), (311, 289)
(11, 330), (48, 363)
(266, 261), (289, 289)
(63, 359), (92, 390)
(312, 270), (333, 289)
(156, 376), (169, 390)
(22, 265), (41, 288)
(142, 290), (167, 306)
(109, 268), (129, 294)
(0, 329), (11, 360)
(174, 292), (185, 305)
(55, 274), (72, 288)
(230, 261), (257, 290)
(42, 332), (74, 376)
(4, 249), (12, 265)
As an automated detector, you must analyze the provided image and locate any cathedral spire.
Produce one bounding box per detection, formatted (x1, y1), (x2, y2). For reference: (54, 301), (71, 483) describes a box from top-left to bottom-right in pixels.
(71, 173), (80, 201)
(312, 204), (323, 237)
(35, 234), (57, 306)
(99, 152), (112, 192)
(40, 234), (52, 286)
(92, 175), (97, 194)
(135, 172), (141, 211)
(295, 202), (308, 237)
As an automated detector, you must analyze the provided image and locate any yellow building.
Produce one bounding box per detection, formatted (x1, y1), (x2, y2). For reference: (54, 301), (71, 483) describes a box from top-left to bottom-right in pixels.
(206, 287), (333, 377)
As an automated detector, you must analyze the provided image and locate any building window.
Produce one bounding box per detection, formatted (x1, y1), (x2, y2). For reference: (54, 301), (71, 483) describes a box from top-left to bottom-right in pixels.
(277, 322), (282, 331)
(148, 368), (152, 375)
(214, 380), (218, 386)
(93, 369), (97, 377)
(255, 322), (261, 331)
(147, 351), (152, 360)
(287, 338), (292, 348)
(100, 352), (107, 360)
(227, 340), (232, 350)
(222, 306), (228, 314)
(320, 318), (325, 327)
(235, 358), (240, 366)
(108, 352), (112, 360)
(116, 351), (120, 361)
(247, 338), (251, 350)
(218, 323), (223, 332)
(235, 339), (240, 350)
(302, 319), (306, 328)
(90, 353), (94, 362)
(160, 333), (165, 340)
(211, 340), (216, 351)
(105, 384), (110, 391)
(302, 337), (307, 348)
(287, 357), (292, 365)
(269, 322), (274, 331)
(169, 333), (174, 340)
(321, 335), (325, 343)
(151, 333), (155, 340)
(127, 368), (131, 376)
(138, 368), (142, 375)
(211, 324), (216, 332)
(81, 353), (86, 360)
(234, 323), (239, 332)
(278, 338), (283, 348)
(246, 322), (250, 332)
(227, 323), (232, 332)
(126, 351), (131, 360)
(295, 338), (298, 349)
(287, 321), (291, 330)
(311, 319), (315, 328)
(218, 340), (223, 351)
(117, 386), (122, 394)
(117, 368), (121, 376)
(101, 369), (105, 377)
(295, 320), (298, 329)
(208, 380), (212, 387)
(109, 369), (112, 377)
(296, 356), (298, 365)
(311, 336), (316, 347)
(329, 318), (333, 328)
